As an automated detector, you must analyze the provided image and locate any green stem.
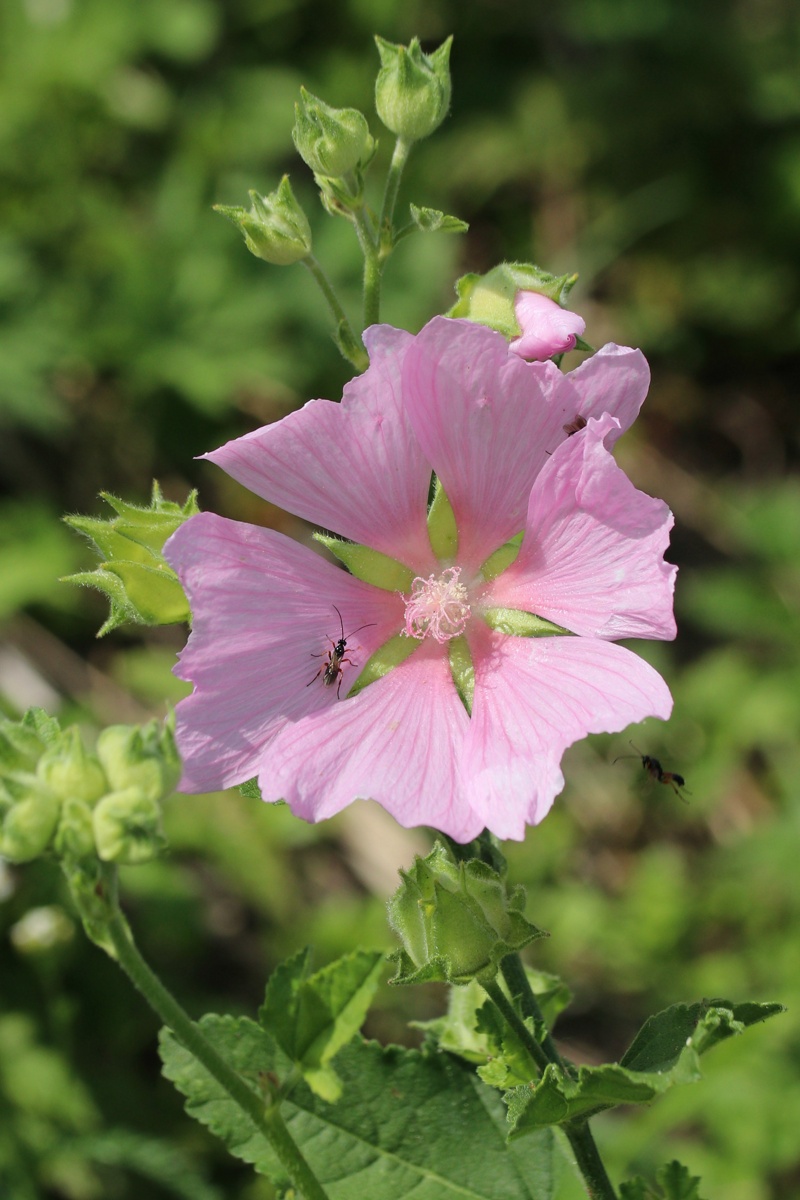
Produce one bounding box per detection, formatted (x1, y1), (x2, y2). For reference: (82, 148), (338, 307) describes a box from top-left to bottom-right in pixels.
(361, 136), (412, 327)
(354, 208), (382, 328)
(302, 255), (368, 373)
(379, 136), (412, 253)
(561, 1122), (619, 1200)
(481, 977), (552, 1077)
(500, 952), (570, 1073)
(103, 872), (331, 1200)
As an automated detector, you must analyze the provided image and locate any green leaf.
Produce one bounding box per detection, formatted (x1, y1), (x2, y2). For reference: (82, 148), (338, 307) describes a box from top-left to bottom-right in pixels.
(620, 1160), (708, 1200)
(258, 948), (385, 1101)
(507, 999), (784, 1135)
(409, 204), (469, 234)
(159, 1019), (558, 1199)
(619, 998), (785, 1072)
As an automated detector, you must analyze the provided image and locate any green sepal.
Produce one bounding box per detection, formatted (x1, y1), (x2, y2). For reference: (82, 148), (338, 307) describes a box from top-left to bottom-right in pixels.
(388, 841), (546, 987)
(239, 778), (263, 799)
(409, 204), (468, 234)
(506, 998), (784, 1135)
(63, 483), (197, 634)
(292, 87), (372, 179)
(482, 608), (572, 638)
(427, 477), (457, 559)
(0, 772), (61, 862)
(96, 719), (180, 805)
(347, 632), (419, 697)
(92, 787), (167, 865)
(620, 1161), (708, 1200)
(448, 635), (474, 714)
(0, 707), (61, 772)
(480, 532), (523, 580)
(374, 35), (452, 143)
(258, 947), (385, 1102)
(214, 177), (312, 265)
(448, 262), (578, 339)
(314, 533), (413, 591)
(36, 726), (108, 805)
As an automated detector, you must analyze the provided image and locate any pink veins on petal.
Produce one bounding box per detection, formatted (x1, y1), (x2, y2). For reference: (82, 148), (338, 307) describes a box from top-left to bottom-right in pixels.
(166, 316), (677, 841)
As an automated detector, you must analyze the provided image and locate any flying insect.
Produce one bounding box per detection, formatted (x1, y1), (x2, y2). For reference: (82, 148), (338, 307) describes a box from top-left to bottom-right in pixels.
(614, 741), (690, 802)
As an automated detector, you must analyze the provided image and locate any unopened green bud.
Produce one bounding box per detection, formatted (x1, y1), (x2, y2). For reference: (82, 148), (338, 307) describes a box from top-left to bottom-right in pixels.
(36, 727), (107, 805)
(0, 774), (61, 862)
(375, 35), (452, 142)
(214, 177), (312, 266)
(96, 719), (180, 805)
(64, 483), (197, 635)
(93, 787), (166, 865)
(388, 841), (545, 986)
(0, 708), (61, 773)
(53, 796), (97, 864)
(449, 262), (579, 341)
(293, 88), (372, 178)
(10, 905), (74, 954)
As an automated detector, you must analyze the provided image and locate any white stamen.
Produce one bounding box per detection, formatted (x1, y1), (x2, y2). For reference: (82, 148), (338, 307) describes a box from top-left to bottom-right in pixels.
(402, 567), (471, 643)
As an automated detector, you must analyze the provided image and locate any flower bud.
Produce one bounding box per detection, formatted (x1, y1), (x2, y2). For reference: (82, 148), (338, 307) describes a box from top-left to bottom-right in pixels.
(64, 482), (197, 635)
(293, 88), (372, 178)
(374, 35), (452, 142)
(36, 727), (107, 805)
(95, 719), (180, 805)
(92, 787), (167, 865)
(449, 262), (585, 359)
(214, 177), (312, 266)
(0, 774), (61, 862)
(388, 841), (545, 986)
(10, 905), (74, 954)
(0, 708), (60, 773)
(509, 291), (586, 361)
(53, 796), (97, 864)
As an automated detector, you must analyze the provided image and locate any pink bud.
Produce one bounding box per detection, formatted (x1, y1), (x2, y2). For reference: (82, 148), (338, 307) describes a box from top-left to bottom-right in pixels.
(509, 291), (586, 361)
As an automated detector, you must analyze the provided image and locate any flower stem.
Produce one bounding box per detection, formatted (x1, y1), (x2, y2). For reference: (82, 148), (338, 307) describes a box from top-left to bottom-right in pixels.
(302, 255), (368, 373)
(500, 952), (571, 1075)
(103, 870), (331, 1200)
(481, 976), (552, 1077)
(360, 136), (412, 328)
(488, 953), (617, 1200)
(379, 136), (412, 255)
(561, 1122), (619, 1200)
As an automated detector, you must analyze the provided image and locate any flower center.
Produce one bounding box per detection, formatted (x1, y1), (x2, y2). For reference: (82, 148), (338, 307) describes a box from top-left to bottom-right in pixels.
(403, 567), (471, 643)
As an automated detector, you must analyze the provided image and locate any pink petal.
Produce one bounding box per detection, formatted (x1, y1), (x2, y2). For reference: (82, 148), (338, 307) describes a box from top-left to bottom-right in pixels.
(204, 325), (436, 573)
(463, 625), (673, 841)
(258, 640), (483, 841)
(553, 343), (650, 447)
(509, 291), (586, 361)
(164, 513), (403, 792)
(402, 317), (566, 573)
(486, 412), (677, 641)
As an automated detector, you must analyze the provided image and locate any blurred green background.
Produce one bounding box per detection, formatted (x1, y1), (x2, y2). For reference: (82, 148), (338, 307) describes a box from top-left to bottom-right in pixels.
(1, 0), (799, 1196)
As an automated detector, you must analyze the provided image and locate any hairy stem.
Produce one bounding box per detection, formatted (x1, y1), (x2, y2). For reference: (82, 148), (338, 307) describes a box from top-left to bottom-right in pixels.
(103, 871), (331, 1200)
(302, 255), (368, 372)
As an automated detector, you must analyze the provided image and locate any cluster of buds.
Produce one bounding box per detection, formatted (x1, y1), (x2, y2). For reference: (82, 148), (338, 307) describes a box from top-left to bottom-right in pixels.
(0, 708), (178, 868)
(216, 35), (454, 252)
(388, 841), (545, 986)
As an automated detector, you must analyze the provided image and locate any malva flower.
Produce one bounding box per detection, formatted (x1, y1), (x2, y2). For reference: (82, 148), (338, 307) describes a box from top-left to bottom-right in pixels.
(165, 317), (675, 842)
(509, 291), (586, 361)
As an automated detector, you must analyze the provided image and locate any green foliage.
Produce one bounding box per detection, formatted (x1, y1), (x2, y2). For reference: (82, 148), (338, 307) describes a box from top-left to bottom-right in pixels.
(621, 1161), (708, 1200)
(258, 946), (385, 1101)
(160, 1018), (559, 1199)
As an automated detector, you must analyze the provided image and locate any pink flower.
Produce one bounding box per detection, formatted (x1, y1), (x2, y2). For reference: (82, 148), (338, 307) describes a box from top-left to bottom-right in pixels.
(165, 317), (676, 842)
(509, 291), (586, 361)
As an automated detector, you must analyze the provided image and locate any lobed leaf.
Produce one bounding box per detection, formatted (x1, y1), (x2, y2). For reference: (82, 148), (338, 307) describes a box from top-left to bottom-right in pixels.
(159, 1018), (559, 1200)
